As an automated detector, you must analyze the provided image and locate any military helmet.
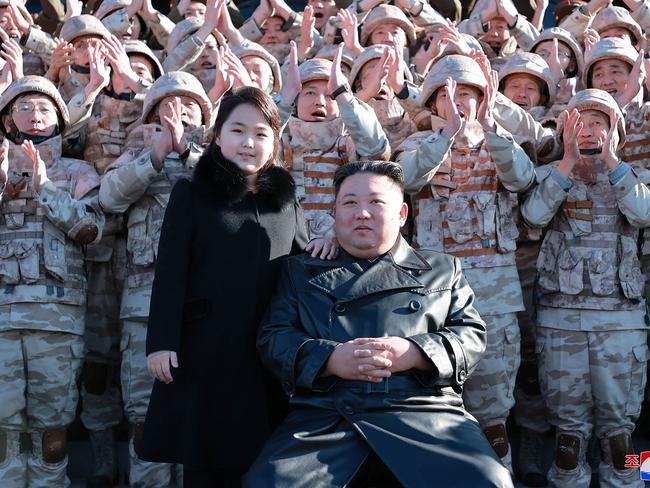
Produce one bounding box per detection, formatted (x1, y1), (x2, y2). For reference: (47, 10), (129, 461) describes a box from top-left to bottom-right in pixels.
(591, 6), (643, 47)
(582, 37), (638, 88)
(60, 14), (111, 44)
(0, 76), (70, 134)
(123, 40), (164, 79)
(94, 0), (130, 19)
(141, 71), (212, 126)
(530, 27), (584, 79)
(498, 52), (557, 106)
(314, 44), (355, 72)
(231, 42), (282, 93)
(360, 5), (416, 47)
(419, 55), (486, 108)
(165, 18), (203, 55)
(562, 89), (626, 148)
(348, 44), (412, 86)
(299, 58), (332, 84)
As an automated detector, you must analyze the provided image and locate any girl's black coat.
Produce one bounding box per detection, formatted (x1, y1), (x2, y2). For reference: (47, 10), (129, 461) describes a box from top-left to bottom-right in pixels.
(140, 150), (308, 470)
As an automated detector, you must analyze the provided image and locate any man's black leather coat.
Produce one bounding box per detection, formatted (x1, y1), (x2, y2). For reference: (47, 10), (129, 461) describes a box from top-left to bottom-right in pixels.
(246, 237), (513, 487)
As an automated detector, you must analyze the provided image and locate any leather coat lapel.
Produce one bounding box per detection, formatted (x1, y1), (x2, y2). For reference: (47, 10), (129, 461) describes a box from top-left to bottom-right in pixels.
(308, 238), (429, 300)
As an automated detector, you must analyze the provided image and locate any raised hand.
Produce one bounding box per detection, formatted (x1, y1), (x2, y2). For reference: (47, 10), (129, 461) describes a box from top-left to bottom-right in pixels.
(439, 78), (462, 140)
(0, 37), (23, 80)
(546, 38), (564, 82)
(327, 43), (351, 101)
(556, 108), (582, 178)
(297, 5), (315, 62)
(221, 45), (252, 88)
(22, 140), (50, 193)
(0, 139), (9, 188)
(65, 0), (83, 20)
(602, 107), (622, 170)
(412, 32), (447, 75)
(279, 40), (301, 105)
(161, 97), (185, 155)
(583, 28), (600, 58)
(478, 69), (498, 132)
(8, 2), (31, 35)
(86, 43), (111, 96)
(469, 49), (492, 80)
(46, 37), (73, 82)
(208, 46), (234, 103)
(617, 48), (645, 108)
(437, 20), (471, 56)
(102, 34), (140, 90)
(338, 8), (363, 57)
(386, 39), (405, 94)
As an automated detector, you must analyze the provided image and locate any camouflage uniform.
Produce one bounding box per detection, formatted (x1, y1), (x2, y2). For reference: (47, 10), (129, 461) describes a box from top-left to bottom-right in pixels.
(348, 46), (417, 150)
(278, 59), (389, 240)
(394, 55), (535, 471)
(0, 76), (104, 488)
(99, 72), (211, 488)
(521, 89), (650, 488)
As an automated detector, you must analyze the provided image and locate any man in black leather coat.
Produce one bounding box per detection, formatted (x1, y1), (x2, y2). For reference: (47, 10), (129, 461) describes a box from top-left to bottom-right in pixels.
(244, 161), (514, 488)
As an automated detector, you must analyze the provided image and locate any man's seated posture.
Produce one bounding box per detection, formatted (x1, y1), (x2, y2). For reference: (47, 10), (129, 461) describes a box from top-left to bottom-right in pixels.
(244, 161), (514, 487)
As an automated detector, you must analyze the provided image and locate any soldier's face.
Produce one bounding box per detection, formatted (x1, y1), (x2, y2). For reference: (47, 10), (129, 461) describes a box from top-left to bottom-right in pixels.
(158, 96), (203, 129)
(260, 17), (290, 46)
(481, 18), (511, 50)
(577, 110), (609, 152)
(307, 0), (338, 31)
(533, 40), (573, 73)
(6, 94), (58, 137)
(193, 36), (217, 70)
(72, 37), (102, 67)
(0, 7), (20, 38)
(129, 55), (154, 84)
(215, 103), (275, 175)
(358, 59), (393, 100)
(502, 74), (543, 110)
(599, 27), (635, 45)
(296, 80), (340, 121)
(370, 24), (407, 49)
(185, 2), (207, 22)
(241, 56), (273, 92)
(432, 83), (482, 122)
(334, 173), (408, 259)
(124, 15), (142, 40)
(590, 59), (631, 101)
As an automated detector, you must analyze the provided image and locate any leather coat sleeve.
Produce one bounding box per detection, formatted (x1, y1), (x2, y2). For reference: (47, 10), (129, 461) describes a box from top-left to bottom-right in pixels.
(408, 257), (487, 385)
(257, 258), (339, 395)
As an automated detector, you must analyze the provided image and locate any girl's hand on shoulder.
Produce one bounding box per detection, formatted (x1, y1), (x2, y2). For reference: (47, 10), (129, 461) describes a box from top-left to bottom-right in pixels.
(147, 350), (179, 384)
(306, 237), (339, 260)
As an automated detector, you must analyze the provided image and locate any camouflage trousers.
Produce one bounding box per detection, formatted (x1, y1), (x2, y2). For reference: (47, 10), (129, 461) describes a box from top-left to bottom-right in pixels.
(0, 330), (84, 488)
(81, 259), (123, 432)
(536, 314), (649, 488)
(513, 242), (549, 433)
(463, 312), (521, 467)
(121, 319), (177, 487)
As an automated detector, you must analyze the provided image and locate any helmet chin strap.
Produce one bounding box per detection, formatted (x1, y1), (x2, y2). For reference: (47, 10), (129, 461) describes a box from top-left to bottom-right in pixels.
(71, 64), (91, 74)
(7, 120), (56, 145)
(579, 148), (602, 156)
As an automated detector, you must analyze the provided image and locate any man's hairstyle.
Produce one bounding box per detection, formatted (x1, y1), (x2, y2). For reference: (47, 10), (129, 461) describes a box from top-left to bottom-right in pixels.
(333, 161), (405, 195)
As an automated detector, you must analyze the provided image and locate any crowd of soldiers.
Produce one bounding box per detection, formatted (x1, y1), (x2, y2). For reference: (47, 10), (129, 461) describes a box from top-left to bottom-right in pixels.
(1, 0), (650, 487)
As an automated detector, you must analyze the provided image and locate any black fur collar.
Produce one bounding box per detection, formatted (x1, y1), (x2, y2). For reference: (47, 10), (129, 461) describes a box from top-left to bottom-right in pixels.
(194, 145), (296, 210)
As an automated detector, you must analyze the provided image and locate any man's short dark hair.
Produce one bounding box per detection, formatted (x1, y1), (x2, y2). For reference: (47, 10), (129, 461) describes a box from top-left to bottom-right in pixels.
(334, 161), (405, 196)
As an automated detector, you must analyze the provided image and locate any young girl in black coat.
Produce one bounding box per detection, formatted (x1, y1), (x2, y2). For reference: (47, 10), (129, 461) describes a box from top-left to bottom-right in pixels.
(140, 87), (318, 487)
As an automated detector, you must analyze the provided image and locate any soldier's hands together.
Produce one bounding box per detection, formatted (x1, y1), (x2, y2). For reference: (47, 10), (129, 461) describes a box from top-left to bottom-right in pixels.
(147, 350), (179, 384)
(602, 107), (622, 171)
(22, 140), (49, 193)
(556, 108), (582, 178)
(478, 69), (498, 133)
(439, 78), (462, 140)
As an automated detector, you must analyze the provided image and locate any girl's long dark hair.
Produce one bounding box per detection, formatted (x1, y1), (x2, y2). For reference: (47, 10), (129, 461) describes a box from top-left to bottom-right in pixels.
(208, 87), (282, 173)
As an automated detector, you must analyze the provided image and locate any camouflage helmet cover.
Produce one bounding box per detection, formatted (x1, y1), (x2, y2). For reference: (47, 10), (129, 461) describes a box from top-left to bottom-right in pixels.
(165, 18), (203, 55)
(0, 76), (70, 133)
(529, 26), (584, 78)
(582, 37), (638, 88)
(498, 52), (557, 105)
(60, 14), (111, 43)
(419, 54), (487, 108)
(141, 71), (212, 125)
(94, 0), (131, 20)
(123, 40), (164, 79)
(360, 5), (416, 47)
(299, 58), (332, 85)
(231, 42), (282, 93)
(591, 6), (643, 47)
(348, 45), (412, 86)
(562, 88), (626, 148)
